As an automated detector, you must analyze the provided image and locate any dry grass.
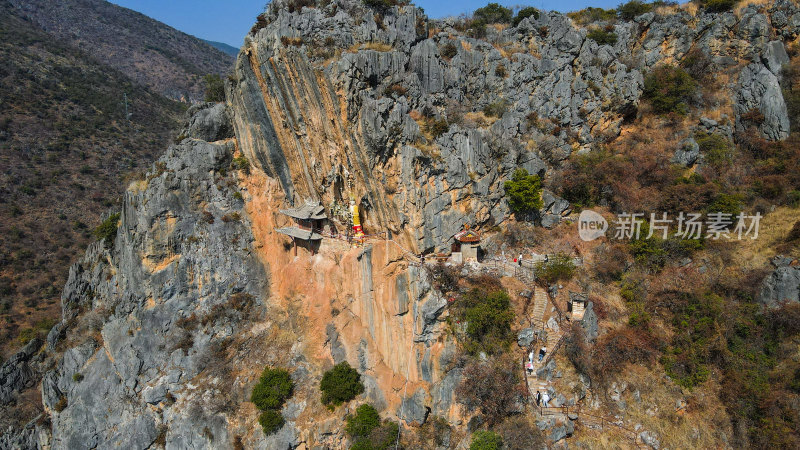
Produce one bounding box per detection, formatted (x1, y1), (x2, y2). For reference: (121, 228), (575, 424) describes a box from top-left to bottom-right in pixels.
(559, 357), (732, 447)
(654, 4), (681, 16)
(463, 111), (498, 128)
(682, 1), (700, 16)
(349, 42), (393, 53)
(490, 24), (508, 33)
(613, 365), (733, 449)
(728, 206), (800, 270)
(492, 42), (512, 59)
(413, 139), (442, 161)
(735, 0), (771, 16)
(128, 179), (148, 194)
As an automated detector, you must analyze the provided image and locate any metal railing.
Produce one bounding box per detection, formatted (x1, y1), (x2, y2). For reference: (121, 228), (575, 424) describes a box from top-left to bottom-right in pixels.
(541, 333), (567, 367)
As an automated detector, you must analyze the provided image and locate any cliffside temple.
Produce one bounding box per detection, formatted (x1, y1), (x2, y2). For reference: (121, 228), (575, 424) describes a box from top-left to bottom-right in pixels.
(276, 201), (326, 255)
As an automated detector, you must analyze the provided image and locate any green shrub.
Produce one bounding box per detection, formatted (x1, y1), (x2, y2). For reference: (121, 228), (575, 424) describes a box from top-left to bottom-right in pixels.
(567, 7), (617, 25)
(424, 118), (450, 139)
(232, 155), (251, 175)
(320, 361), (364, 406)
(93, 212), (120, 249)
(707, 193), (743, 218)
(587, 28), (618, 45)
(470, 430), (503, 450)
(441, 42), (458, 59)
(203, 74), (225, 103)
(72, 373), (84, 382)
(787, 190), (800, 208)
(461, 289), (515, 355)
(695, 133), (732, 165)
(700, 0), (737, 13)
(629, 227), (704, 272)
(513, 7), (540, 26)
(473, 3), (513, 24)
(503, 168), (543, 215)
(533, 253), (576, 284)
(350, 420), (398, 450)
(660, 292), (723, 388)
(363, 0), (402, 11)
(17, 328), (37, 345)
(482, 99), (509, 118)
(617, 0), (654, 20)
(642, 65), (696, 115)
(250, 367), (294, 411)
(346, 404), (381, 437)
(258, 409), (285, 435)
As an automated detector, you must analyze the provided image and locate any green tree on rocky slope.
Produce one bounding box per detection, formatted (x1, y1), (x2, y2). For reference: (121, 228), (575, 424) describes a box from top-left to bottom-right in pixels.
(504, 168), (543, 216)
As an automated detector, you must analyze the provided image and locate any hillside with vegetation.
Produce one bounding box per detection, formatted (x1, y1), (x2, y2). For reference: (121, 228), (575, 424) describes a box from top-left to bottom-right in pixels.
(0, 1), (190, 360)
(7, 0), (234, 101)
(1, 0), (800, 449)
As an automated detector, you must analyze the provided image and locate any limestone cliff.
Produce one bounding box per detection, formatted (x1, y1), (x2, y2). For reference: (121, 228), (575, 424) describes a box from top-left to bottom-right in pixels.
(3, 0), (800, 449)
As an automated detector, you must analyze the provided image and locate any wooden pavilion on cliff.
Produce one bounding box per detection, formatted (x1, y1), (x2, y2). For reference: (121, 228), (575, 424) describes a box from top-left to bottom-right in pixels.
(276, 201), (326, 255)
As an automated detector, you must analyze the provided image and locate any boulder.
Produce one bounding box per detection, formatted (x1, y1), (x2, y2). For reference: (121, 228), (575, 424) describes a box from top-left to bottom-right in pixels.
(180, 102), (233, 142)
(398, 388), (429, 426)
(758, 256), (800, 307)
(0, 337), (42, 405)
(639, 430), (661, 449)
(549, 419), (575, 442)
(736, 62), (790, 140)
(517, 328), (535, 347)
(581, 302), (599, 342)
(671, 137), (700, 166)
(762, 40), (790, 77)
(541, 213), (561, 229)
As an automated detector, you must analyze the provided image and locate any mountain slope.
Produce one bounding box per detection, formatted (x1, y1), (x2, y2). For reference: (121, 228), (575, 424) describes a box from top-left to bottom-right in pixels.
(8, 0), (234, 101)
(0, 1), (186, 360)
(1, 0), (800, 448)
(203, 39), (240, 57)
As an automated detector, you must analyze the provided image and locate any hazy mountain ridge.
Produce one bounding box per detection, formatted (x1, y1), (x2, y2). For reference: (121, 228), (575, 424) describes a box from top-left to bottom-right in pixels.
(203, 39), (240, 57)
(8, 0), (235, 102)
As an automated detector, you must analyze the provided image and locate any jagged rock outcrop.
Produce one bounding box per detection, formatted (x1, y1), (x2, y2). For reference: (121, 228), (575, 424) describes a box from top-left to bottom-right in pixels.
(672, 137), (701, 166)
(580, 302), (599, 342)
(34, 108), (273, 448)
(228, 0), (798, 256)
(0, 338), (41, 405)
(181, 102), (235, 142)
(5, 0), (800, 448)
(759, 256), (800, 307)
(736, 61), (790, 140)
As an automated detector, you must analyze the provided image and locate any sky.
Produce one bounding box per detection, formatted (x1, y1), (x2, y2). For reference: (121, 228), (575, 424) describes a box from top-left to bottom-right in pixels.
(110, 0), (622, 48)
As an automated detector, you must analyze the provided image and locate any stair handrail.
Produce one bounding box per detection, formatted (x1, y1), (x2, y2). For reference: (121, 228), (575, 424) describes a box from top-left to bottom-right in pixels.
(542, 333), (567, 367)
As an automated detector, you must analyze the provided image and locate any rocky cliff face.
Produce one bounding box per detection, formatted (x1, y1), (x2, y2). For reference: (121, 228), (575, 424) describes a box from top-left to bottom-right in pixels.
(229, 0), (799, 252)
(3, 0), (800, 448)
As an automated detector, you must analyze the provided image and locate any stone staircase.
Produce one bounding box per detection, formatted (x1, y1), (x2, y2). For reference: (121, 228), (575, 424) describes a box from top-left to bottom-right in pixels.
(531, 286), (548, 329)
(524, 286), (565, 405)
(571, 301), (586, 321)
(510, 268), (643, 447)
